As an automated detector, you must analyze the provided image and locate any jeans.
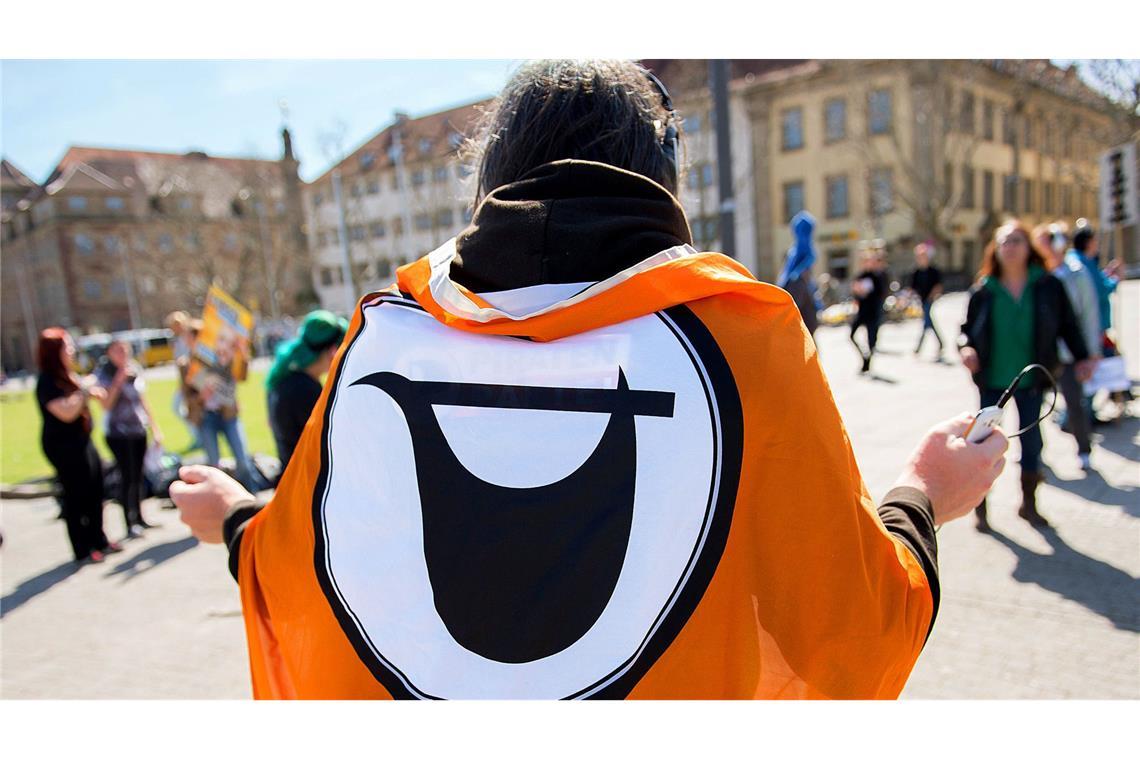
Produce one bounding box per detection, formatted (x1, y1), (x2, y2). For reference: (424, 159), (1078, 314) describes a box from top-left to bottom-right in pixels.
(916, 300), (944, 352)
(199, 410), (256, 490)
(980, 386), (1043, 474)
(43, 438), (109, 560)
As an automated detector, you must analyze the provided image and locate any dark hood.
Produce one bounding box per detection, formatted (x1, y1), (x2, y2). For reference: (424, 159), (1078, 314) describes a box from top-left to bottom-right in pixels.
(450, 160), (693, 293)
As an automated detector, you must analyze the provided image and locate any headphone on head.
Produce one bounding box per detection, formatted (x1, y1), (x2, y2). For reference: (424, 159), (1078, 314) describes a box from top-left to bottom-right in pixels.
(640, 67), (679, 189)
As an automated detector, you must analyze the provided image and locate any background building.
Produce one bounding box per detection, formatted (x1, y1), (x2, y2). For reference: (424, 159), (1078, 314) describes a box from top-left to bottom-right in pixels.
(654, 59), (1121, 286)
(304, 101), (484, 312)
(1, 130), (309, 372)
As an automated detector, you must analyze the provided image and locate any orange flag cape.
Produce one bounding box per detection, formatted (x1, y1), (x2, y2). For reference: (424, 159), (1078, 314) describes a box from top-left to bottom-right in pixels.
(237, 242), (934, 699)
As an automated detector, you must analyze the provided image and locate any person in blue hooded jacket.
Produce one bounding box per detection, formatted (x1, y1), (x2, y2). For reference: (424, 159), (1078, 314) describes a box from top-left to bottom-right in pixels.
(777, 211), (822, 336)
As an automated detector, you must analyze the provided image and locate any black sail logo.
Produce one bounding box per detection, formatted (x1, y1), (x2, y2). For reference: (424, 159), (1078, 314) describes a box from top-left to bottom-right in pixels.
(351, 368), (674, 663)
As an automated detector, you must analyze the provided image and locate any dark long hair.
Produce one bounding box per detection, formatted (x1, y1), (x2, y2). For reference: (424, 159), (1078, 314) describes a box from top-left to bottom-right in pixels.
(976, 219), (1048, 282)
(464, 60), (681, 204)
(37, 327), (79, 392)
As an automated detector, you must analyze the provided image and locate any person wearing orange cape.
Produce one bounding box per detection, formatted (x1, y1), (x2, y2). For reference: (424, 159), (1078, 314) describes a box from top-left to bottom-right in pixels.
(172, 60), (1007, 700)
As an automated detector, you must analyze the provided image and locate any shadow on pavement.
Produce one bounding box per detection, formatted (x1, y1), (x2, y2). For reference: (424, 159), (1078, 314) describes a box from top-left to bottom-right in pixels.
(0, 560), (80, 618)
(1091, 414), (1139, 463)
(104, 536), (199, 583)
(988, 527), (1140, 633)
(1046, 468), (1140, 516)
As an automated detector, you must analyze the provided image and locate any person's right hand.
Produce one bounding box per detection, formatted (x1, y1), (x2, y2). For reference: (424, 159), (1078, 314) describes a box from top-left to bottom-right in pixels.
(959, 346), (980, 373)
(891, 413), (1009, 525)
(169, 465), (255, 544)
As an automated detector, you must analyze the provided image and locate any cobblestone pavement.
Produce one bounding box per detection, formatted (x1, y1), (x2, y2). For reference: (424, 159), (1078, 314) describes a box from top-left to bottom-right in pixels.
(2, 285), (1137, 699)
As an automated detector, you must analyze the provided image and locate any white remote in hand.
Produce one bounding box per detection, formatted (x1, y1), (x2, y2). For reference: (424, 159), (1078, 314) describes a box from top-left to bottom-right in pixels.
(964, 406), (1003, 443)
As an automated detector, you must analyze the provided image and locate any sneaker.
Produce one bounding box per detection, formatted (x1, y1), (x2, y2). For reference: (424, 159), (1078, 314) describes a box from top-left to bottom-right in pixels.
(103, 541), (124, 554)
(127, 525), (145, 539)
(87, 550), (106, 564)
(1078, 453), (1092, 471)
(860, 355), (871, 374)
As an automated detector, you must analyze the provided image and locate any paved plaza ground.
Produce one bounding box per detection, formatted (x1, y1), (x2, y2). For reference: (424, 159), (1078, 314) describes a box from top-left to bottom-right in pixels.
(2, 285), (1137, 699)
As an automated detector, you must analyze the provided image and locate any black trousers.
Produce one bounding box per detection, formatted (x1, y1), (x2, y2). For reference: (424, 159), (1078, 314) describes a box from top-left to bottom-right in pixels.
(43, 438), (108, 560)
(850, 311), (882, 357)
(107, 434), (148, 531)
(1057, 364), (1093, 455)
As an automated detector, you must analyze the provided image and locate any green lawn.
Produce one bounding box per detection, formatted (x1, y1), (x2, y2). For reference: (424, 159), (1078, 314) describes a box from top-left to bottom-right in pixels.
(0, 368), (275, 485)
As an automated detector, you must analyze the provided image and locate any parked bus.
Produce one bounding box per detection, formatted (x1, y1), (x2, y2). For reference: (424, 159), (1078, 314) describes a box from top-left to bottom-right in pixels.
(74, 329), (175, 372)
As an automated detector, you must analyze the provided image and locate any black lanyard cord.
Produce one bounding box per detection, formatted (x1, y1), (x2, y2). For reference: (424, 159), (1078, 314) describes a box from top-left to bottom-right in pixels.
(996, 363), (1058, 438)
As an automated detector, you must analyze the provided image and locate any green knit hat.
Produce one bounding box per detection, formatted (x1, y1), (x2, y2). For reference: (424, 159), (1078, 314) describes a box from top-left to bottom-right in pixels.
(266, 310), (349, 390)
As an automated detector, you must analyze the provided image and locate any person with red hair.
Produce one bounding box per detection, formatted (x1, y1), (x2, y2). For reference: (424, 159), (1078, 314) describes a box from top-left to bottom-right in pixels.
(35, 328), (120, 563)
(959, 220), (1093, 532)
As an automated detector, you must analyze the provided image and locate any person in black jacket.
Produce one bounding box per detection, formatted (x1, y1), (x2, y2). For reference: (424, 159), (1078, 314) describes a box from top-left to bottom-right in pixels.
(849, 243), (889, 374)
(959, 220), (1093, 532)
(265, 310), (348, 474)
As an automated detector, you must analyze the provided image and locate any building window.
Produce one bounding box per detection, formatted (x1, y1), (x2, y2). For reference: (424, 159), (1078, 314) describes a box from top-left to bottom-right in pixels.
(105, 196), (125, 211)
(360, 152), (375, 170)
(314, 192), (324, 206)
(682, 114), (701, 133)
(1044, 182), (1054, 214)
(959, 91), (975, 134)
(74, 233), (95, 255)
(418, 138), (432, 154)
(457, 163), (473, 179)
(983, 99), (994, 141)
(350, 182), (363, 198)
(448, 132), (464, 150)
(376, 259), (393, 279)
(824, 98), (847, 142)
(392, 217), (404, 237)
(1024, 179), (1036, 213)
(411, 169), (425, 187)
(961, 165), (975, 209)
(983, 170), (995, 211)
(1002, 174), (1016, 212)
(178, 197), (194, 212)
(223, 233), (238, 251)
(869, 169), (894, 215)
(433, 166), (449, 184)
(436, 208), (454, 228)
(1002, 110), (1015, 145)
(370, 222), (386, 238)
(111, 279), (128, 297)
(868, 89), (893, 135)
(349, 225), (366, 241)
(781, 107), (804, 151)
(104, 235), (121, 254)
(692, 216), (719, 245)
(826, 175), (849, 219)
(1062, 184), (1073, 215)
(83, 279), (102, 299)
(68, 196), (88, 211)
(687, 163), (715, 190)
(828, 249), (850, 279)
(414, 213), (432, 231)
(462, 205), (474, 224)
(156, 233), (173, 253)
(783, 181), (805, 223)
(367, 179), (381, 195)
(1023, 116), (1034, 150)
(1043, 122), (1054, 155)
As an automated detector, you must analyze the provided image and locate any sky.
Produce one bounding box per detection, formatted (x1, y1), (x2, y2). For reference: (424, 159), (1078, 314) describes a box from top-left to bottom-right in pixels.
(0, 60), (521, 183)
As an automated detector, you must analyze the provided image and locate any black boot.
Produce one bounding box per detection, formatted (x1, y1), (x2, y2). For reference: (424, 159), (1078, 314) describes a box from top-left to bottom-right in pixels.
(1017, 471), (1050, 529)
(974, 499), (992, 533)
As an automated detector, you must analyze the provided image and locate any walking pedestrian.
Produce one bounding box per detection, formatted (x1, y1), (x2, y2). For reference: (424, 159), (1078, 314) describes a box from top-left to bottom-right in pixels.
(173, 59), (1008, 700)
(850, 243), (889, 373)
(96, 339), (163, 538)
(776, 211), (822, 337)
(35, 328), (121, 564)
(265, 310), (348, 472)
(910, 242), (945, 359)
(1070, 225), (1129, 420)
(959, 220), (1092, 532)
(1035, 223), (1102, 469)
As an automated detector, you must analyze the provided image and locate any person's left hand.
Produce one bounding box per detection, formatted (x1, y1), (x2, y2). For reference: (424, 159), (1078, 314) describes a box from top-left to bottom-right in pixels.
(169, 465), (255, 544)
